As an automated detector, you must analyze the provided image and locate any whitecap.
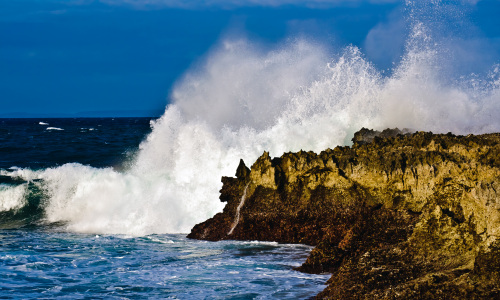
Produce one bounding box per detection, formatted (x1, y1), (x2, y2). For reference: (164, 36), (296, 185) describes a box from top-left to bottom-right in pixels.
(0, 184), (27, 212)
(1, 2), (498, 236)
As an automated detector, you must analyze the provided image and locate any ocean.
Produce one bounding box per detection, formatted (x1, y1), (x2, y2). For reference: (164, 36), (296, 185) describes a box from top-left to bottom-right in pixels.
(0, 118), (329, 299)
(1, 2), (500, 297)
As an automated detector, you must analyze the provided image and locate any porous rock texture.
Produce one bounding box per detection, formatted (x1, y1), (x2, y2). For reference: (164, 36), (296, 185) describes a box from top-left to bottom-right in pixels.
(188, 128), (500, 299)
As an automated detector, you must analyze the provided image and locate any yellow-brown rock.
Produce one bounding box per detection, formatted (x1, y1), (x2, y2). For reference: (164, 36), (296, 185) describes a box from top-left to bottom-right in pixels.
(188, 129), (500, 299)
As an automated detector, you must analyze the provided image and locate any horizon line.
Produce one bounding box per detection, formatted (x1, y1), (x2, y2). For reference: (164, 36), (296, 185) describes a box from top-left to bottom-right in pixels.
(0, 110), (164, 118)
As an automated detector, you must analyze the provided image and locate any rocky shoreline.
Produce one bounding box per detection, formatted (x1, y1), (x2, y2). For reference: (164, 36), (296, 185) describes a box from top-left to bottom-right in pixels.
(188, 128), (500, 299)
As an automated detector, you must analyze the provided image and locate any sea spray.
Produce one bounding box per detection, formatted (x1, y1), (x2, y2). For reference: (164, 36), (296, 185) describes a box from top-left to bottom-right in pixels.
(228, 183), (250, 235)
(0, 184), (27, 212)
(1, 2), (499, 235)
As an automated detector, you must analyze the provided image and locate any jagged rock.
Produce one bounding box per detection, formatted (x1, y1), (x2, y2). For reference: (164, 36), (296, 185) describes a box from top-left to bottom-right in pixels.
(235, 159), (250, 180)
(352, 127), (411, 145)
(188, 128), (500, 299)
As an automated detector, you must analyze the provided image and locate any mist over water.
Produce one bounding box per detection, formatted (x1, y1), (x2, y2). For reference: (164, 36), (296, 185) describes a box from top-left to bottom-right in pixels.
(1, 1), (499, 235)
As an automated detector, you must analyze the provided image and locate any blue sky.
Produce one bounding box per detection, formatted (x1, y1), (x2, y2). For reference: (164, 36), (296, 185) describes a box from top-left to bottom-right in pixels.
(1, 0), (499, 117)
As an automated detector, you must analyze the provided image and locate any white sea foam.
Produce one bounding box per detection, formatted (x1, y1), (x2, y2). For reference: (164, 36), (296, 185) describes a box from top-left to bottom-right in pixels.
(0, 184), (27, 212)
(46, 127), (64, 131)
(39, 122), (49, 126)
(2, 3), (499, 235)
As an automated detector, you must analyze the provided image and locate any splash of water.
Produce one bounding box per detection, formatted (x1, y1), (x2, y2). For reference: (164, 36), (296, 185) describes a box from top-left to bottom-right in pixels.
(2, 3), (499, 235)
(228, 183), (250, 235)
(0, 184), (27, 212)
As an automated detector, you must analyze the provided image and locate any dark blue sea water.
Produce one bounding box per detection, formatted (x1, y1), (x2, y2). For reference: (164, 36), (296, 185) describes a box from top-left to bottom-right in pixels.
(0, 118), (154, 170)
(0, 118), (329, 299)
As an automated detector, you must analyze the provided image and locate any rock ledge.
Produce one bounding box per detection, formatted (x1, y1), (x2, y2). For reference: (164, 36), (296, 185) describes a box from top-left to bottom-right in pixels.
(188, 129), (500, 299)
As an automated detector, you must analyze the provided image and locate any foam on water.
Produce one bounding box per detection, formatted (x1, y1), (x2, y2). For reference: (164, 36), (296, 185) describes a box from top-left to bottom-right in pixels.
(2, 2), (499, 235)
(0, 231), (328, 298)
(0, 184), (27, 212)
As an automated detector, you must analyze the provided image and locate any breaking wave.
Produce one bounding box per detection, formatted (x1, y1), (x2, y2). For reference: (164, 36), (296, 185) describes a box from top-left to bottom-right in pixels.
(1, 2), (499, 235)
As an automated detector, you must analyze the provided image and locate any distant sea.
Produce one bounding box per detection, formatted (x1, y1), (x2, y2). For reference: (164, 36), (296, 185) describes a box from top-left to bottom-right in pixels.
(0, 118), (328, 299)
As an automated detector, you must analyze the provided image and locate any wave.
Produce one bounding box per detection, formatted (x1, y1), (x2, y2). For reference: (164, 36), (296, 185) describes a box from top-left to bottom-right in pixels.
(46, 127), (64, 131)
(1, 2), (499, 235)
(0, 180), (45, 229)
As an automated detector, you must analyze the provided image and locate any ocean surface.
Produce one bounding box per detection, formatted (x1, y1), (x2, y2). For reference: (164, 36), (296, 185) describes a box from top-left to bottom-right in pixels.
(0, 118), (329, 299)
(2, 3), (500, 297)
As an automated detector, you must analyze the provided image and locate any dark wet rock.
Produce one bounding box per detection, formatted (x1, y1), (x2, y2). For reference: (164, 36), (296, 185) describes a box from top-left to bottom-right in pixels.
(351, 127), (411, 145)
(188, 128), (500, 299)
(235, 159), (250, 180)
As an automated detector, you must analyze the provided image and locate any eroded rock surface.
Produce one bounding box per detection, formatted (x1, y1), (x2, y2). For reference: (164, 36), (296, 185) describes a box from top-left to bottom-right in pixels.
(188, 129), (500, 299)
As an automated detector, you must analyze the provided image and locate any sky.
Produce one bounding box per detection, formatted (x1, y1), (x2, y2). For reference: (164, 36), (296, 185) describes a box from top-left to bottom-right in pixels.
(1, 0), (499, 117)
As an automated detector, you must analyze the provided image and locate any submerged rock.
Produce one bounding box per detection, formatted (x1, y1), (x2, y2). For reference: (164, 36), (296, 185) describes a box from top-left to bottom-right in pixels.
(188, 129), (500, 299)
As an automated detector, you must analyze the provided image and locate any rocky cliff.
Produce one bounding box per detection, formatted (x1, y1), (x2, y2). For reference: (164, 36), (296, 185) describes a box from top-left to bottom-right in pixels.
(188, 128), (500, 299)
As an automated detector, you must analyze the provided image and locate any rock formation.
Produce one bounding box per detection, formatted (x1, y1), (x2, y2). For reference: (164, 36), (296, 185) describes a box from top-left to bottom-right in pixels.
(188, 128), (500, 299)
